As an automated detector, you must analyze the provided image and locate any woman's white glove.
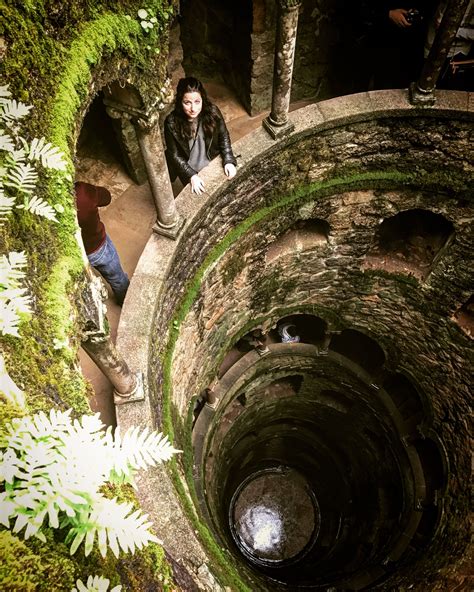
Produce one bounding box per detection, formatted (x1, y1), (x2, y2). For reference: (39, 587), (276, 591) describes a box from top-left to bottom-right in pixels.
(190, 174), (205, 195)
(224, 163), (237, 179)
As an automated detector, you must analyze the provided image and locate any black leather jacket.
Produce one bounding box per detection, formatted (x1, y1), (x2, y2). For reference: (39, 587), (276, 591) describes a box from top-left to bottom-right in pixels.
(164, 106), (237, 184)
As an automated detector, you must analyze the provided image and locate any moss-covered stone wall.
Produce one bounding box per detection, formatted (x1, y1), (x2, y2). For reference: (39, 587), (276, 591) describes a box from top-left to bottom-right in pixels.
(0, 1), (179, 589)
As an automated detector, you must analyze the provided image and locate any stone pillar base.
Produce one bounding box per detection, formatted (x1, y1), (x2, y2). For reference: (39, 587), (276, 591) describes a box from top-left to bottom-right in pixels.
(263, 116), (295, 140)
(152, 215), (186, 240)
(114, 371), (146, 406)
(409, 82), (436, 106)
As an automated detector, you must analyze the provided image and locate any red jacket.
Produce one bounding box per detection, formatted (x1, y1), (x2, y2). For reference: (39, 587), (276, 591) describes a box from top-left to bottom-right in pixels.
(75, 181), (111, 254)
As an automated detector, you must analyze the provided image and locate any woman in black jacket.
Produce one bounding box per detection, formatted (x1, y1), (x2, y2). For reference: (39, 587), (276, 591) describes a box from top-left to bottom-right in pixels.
(164, 77), (237, 195)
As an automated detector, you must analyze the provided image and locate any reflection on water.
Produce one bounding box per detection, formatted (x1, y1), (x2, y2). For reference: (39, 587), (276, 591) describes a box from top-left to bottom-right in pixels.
(240, 505), (283, 553)
(232, 469), (316, 562)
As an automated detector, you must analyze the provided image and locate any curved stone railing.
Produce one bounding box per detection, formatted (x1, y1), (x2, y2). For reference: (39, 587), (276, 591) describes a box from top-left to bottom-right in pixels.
(115, 89), (473, 591)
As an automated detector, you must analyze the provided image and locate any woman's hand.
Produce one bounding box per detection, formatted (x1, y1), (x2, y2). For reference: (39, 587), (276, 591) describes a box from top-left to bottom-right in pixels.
(224, 163), (237, 179)
(190, 174), (205, 195)
(389, 8), (410, 28)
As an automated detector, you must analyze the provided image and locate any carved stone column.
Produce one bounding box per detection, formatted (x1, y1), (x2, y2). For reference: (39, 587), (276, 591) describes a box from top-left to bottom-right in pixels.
(105, 102), (183, 239)
(410, 0), (471, 105)
(263, 0), (302, 139)
(79, 271), (144, 405)
(134, 114), (184, 238)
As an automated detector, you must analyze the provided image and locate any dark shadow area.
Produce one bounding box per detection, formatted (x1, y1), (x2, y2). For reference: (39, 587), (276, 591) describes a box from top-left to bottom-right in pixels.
(329, 328), (385, 376)
(76, 92), (124, 166)
(270, 314), (328, 347)
(383, 372), (424, 426)
(364, 208), (454, 280)
(453, 294), (474, 338)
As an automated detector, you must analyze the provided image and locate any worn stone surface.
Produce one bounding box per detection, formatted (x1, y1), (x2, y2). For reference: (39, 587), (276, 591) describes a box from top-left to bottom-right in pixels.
(116, 92), (473, 591)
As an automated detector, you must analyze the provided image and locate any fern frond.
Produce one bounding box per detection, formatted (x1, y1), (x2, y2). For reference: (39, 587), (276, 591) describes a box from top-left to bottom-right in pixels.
(110, 426), (180, 480)
(0, 99), (32, 123)
(82, 497), (160, 558)
(0, 190), (15, 223)
(27, 137), (67, 171)
(72, 575), (122, 592)
(1, 409), (174, 557)
(0, 131), (15, 153)
(0, 251), (28, 286)
(0, 300), (21, 337)
(19, 195), (58, 222)
(0, 288), (32, 314)
(3, 162), (38, 194)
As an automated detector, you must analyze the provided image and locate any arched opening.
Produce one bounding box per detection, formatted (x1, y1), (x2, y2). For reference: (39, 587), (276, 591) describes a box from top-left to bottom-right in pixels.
(266, 219), (330, 264)
(453, 295), (473, 338)
(269, 314), (327, 347)
(382, 372), (425, 432)
(75, 83), (157, 427)
(179, 0), (253, 113)
(329, 329), (386, 377)
(363, 209), (454, 280)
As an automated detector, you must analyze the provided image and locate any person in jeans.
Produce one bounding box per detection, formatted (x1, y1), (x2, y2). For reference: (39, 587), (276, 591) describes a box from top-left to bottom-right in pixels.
(75, 181), (129, 305)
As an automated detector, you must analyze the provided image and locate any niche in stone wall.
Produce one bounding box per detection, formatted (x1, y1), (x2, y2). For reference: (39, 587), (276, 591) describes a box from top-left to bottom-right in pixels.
(218, 328), (268, 378)
(266, 219), (330, 264)
(382, 372), (424, 432)
(453, 295), (473, 338)
(76, 91), (126, 177)
(76, 83), (148, 185)
(270, 314), (327, 347)
(411, 437), (447, 545)
(363, 209), (454, 280)
(329, 329), (385, 377)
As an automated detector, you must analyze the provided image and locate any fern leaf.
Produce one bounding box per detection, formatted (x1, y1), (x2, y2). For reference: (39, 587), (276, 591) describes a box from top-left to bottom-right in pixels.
(0, 191), (15, 223)
(20, 195), (58, 222)
(84, 498), (159, 558)
(72, 575), (121, 592)
(0, 288), (32, 314)
(0, 301), (21, 337)
(28, 137), (67, 171)
(0, 131), (15, 153)
(0, 99), (32, 123)
(4, 162), (38, 194)
(0, 251), (28, 286)
(113, 427), (180, 476)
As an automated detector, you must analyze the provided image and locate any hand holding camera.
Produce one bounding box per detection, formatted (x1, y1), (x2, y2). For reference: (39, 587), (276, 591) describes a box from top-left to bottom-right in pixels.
(389, 8), (423, 28)
(406, 9), (422, 25)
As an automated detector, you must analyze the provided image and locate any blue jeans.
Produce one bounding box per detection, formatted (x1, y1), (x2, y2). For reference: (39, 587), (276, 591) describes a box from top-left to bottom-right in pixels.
(88, 234), (129, 305)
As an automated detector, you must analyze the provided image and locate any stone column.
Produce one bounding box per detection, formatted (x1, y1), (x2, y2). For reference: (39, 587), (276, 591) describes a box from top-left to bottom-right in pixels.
(106, 103), (183, 239)
(79, 272), (144, 405)
(134, 116), (184, 239)
(263, 0), (302, 139)
(409, 0), (471, 105)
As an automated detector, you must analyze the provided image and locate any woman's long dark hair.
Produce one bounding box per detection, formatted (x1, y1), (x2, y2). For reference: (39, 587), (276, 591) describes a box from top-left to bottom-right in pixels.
(173, 77), (217, 141)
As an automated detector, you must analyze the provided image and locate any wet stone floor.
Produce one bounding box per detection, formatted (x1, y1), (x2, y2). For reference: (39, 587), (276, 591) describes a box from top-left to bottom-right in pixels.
(231, 468), (317, 563)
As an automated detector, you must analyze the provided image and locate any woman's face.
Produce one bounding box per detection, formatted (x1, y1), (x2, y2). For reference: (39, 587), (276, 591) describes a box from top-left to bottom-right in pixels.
(182, 91), (202, 120)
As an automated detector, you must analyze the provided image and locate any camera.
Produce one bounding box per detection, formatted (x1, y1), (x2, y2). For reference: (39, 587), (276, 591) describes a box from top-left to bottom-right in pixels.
(406, 8), (422, 25)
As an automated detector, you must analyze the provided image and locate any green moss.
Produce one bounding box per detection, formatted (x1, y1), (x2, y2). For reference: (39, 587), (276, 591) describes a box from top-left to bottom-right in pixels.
(168, 461), (252, 592)
(0, 401), (27, 433)
(0, 531), (45, 592)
